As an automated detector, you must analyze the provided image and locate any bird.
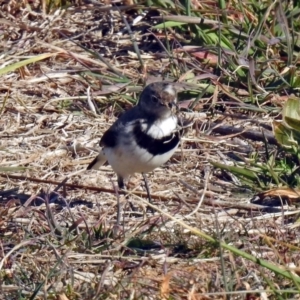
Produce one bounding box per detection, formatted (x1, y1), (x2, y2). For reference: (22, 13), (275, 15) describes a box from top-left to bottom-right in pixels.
(87, 82), (190, 223)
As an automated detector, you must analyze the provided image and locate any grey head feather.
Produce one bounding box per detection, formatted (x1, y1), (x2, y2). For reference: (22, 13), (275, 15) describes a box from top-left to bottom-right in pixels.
(138, 82), (177, 119)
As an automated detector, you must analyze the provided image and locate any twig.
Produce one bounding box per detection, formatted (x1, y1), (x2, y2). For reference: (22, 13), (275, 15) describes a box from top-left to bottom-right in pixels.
(0, 173), (279, 212)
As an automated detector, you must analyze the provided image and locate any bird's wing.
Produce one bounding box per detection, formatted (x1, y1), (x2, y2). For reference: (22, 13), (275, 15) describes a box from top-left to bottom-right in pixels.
(87, 119), (121, 170)
(100, 106), (141, 148)
(99, 125), (119, 148)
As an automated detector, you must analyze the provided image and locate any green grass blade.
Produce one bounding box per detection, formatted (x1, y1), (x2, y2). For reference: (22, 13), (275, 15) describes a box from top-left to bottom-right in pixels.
(0, 53), (56, 76)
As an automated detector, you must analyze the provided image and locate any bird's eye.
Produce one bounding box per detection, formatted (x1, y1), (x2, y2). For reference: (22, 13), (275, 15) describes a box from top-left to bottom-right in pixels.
(151, 95), (159, 103)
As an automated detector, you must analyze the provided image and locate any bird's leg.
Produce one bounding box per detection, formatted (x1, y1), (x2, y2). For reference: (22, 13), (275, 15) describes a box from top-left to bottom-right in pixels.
(116, 175), (125, 226)
(142, 173), (154, 213)
(117, 176), (137, 222)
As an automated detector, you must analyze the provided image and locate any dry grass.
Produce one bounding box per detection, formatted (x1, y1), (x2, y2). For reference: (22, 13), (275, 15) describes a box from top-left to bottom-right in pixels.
(1, 1), (300, 299)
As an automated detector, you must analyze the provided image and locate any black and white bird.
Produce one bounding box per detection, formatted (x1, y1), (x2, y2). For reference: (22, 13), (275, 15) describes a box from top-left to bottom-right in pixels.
(87, 82), (189, 221)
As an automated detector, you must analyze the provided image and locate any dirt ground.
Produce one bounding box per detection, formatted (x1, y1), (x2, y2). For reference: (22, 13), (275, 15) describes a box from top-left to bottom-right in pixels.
(1, 2), (300, 299)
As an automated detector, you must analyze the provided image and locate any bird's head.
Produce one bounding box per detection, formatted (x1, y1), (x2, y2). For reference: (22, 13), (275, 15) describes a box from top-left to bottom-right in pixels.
(138, 82), (177, 119)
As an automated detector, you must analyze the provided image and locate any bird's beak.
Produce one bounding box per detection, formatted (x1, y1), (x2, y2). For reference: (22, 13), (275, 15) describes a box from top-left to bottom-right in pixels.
(168, 101), (178, 113)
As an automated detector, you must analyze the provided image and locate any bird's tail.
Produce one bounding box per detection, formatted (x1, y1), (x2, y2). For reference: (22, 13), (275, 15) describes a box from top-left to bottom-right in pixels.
(87, 149), (107, 170)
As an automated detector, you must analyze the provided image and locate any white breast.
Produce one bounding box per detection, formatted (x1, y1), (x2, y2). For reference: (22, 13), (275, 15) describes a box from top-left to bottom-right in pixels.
(104, 143), (177, 179)
(141, 115), (177, 139)
(103, 115), (179, 179)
